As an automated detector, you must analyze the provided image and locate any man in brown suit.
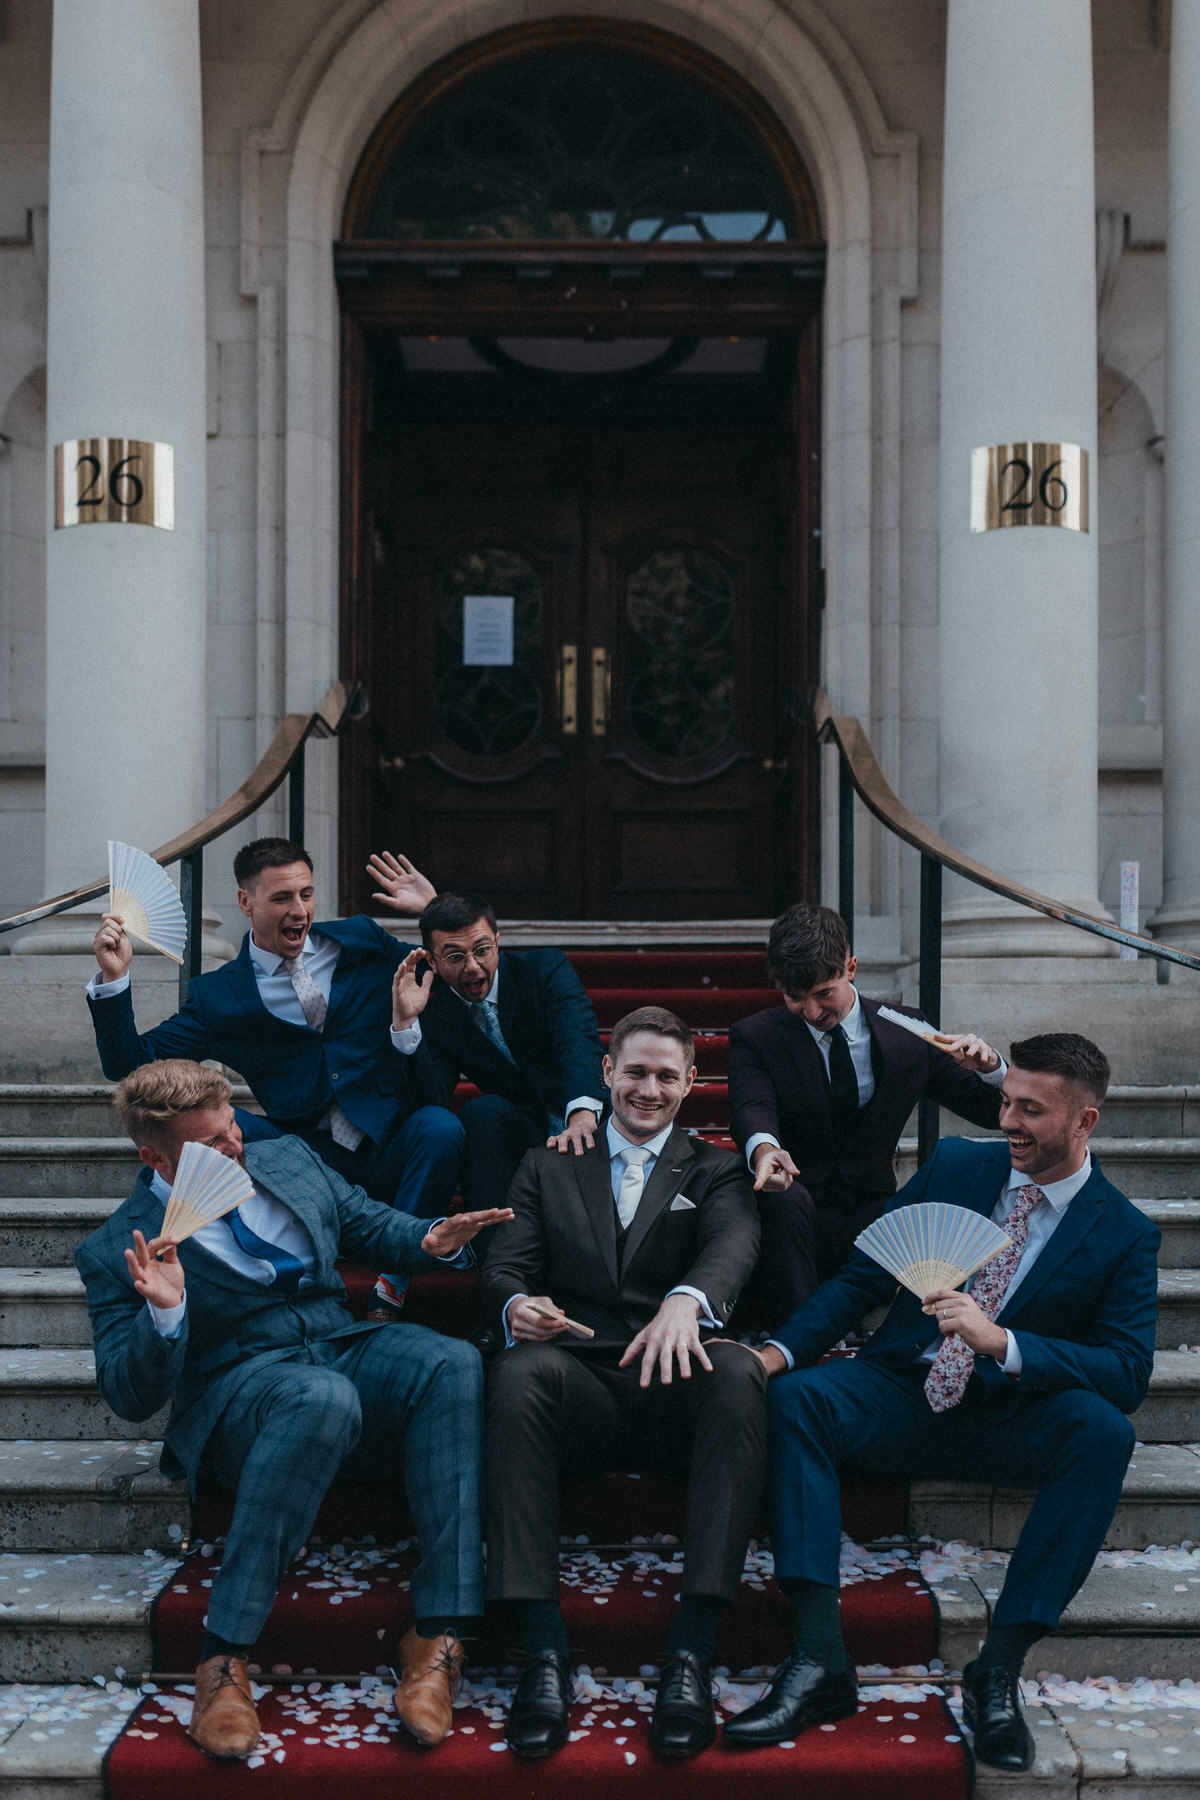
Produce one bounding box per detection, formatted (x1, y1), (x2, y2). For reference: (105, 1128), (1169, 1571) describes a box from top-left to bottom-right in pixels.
(480, 1005), (764, 1764)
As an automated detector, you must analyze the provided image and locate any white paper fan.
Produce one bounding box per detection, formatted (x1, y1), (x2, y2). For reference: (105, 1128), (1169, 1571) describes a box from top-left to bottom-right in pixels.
(160, 1140), (255, 1247)
(854, 1201), (1011, 1312)
(877, 1005), (969, 1061)
(108, 840), (187, 964)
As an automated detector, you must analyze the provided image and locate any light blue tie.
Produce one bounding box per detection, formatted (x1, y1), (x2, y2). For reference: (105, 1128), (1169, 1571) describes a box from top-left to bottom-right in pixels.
(471, 999), (516, 1064)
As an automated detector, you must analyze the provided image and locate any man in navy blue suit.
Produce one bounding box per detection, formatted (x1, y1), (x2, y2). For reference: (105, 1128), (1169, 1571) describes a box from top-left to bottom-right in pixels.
(724, 1034), (1159, 1774)
(387, 891), (605, 1282)
(88, 840), (461, 1278)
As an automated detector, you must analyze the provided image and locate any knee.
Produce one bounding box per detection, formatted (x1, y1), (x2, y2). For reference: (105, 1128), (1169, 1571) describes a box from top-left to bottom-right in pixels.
(707, 1341), (768, 1410)
(280, 1370), (363, 1457)
(430, 1333), (484, 1400)
(485, 1342), (565, 1419)
(1050, 1390), (1135, 1472)
(461, 1093), (523, 1135)
(408, 1105), (466, 1156)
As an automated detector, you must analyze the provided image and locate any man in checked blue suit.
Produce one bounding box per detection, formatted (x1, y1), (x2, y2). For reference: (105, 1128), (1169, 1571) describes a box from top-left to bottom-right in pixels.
(88, 839), (459, 1312)
(75, 1059), (510, 1761)
(725, 1033), (1159, 1774)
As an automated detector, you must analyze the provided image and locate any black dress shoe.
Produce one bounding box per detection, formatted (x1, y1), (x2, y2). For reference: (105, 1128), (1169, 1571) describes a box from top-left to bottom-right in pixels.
(506, 1650), (571, 1759)
(960, 1660), (1035, 1772)
(723, 1655), (858, 1747)
(648, 1651), (715, 1760)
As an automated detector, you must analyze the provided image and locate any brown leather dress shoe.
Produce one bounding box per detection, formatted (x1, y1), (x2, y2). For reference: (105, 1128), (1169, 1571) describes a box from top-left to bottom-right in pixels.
(393, 1626), (465, 1746)
(187, 1654), (261, 1760)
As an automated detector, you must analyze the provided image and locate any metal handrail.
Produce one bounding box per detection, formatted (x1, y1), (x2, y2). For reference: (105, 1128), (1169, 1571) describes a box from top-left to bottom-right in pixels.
(812, 687), (1200, 1160)
(0, 680), (368, 1005)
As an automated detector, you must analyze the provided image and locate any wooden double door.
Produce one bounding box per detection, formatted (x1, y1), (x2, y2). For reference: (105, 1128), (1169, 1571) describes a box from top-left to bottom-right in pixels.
(347, 356), (813, 919)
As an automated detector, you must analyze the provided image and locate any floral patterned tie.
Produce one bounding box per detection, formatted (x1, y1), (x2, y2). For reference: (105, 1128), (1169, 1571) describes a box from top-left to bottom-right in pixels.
(923, 1184), (1043, 1412)
(283, 955), (363, 1151)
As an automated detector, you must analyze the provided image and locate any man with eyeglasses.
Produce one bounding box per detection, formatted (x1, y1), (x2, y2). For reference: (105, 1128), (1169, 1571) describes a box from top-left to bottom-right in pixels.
(388, 891), (605, 1296)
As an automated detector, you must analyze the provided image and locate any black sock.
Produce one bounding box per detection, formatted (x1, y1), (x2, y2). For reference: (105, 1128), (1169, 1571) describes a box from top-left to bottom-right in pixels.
(513, 1599), (569, 1658)
(665, 1594), (726, 1662)
(779, 1577), (849, 1671)
(972, 1621), (1043, 1676)
(200, 1630), (250, 1664)
(413, 1617), (468, 1640)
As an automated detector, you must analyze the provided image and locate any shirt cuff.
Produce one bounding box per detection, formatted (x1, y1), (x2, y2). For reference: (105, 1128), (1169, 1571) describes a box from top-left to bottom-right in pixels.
(502, 1293), (528, 1348)
(981, 1057), (1008, 1088)
(390, 1021), (422, 1053)
(148, 1295), (186, 1338)
(999, 1328), (1021, 1375)
(745, 1131), (781, 1171)
(765, 1337), (795, 1370)
(88, 971), (131, 998)
(666, 1284), (720, 1329)
(564, 1097), (603, 1123)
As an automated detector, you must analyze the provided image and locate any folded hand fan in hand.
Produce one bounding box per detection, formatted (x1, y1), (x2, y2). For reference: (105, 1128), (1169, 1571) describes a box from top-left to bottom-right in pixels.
(108, 840), (187, 965)
(160, 1140), (255, 1247)
(853, 1202), (1010, 1312)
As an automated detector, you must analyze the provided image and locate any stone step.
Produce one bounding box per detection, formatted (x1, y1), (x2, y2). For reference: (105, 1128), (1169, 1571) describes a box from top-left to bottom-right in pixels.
(0, 1354), (166, 1443)
(0, 1144), (139, 1201)
(0, 1084), (257, 1138)
(2, 1680), (1199, 1800)
(896, 1135), (1200, 1197)
(1, 1544), (1195, 1687)
(0, 1199), (116, 1267)
(910, 1442), (1200, 1552)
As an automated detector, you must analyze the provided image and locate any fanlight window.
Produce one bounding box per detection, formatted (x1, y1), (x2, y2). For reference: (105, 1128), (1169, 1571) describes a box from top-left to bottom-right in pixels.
(366, 49), (798, 244)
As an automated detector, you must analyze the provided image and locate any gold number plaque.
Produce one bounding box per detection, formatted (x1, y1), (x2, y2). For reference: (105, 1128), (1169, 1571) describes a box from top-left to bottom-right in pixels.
(54, 439), (174, 530)
(970, 442), (1088, 534)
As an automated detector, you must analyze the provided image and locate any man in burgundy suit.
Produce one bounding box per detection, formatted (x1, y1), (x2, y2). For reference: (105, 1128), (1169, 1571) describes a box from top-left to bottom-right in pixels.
(728, 904), (1005, 1316)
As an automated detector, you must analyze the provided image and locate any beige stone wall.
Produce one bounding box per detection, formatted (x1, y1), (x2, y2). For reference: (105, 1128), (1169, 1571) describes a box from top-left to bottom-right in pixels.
(0, 0), (1176, 954)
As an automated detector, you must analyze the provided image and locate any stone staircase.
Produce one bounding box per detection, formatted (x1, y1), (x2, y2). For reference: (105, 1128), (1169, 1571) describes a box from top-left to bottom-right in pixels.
(1, 1004), (1198, 1791)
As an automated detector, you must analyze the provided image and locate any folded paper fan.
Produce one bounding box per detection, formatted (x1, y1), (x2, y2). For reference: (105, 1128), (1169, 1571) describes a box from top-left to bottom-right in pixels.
(854, 1201), (1011, 1312)
(160, 1140), (255, 1247)
(108, 840), (187, 965)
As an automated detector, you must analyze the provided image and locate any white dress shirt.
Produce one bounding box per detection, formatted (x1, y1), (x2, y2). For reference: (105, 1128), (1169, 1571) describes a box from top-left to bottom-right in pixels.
(767, 1151), (1093, 1375)
(501, 1117), (719, 1346)
(745, 989), (1007, 1170)
(392, 967), (604, 1125)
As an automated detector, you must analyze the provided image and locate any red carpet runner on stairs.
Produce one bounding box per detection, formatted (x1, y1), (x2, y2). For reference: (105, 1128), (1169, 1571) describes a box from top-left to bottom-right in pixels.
(102, 945), (971, 1797)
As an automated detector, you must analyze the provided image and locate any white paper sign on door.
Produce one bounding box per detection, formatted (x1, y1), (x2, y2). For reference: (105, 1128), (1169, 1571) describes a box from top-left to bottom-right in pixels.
(463, 594), (515, 666)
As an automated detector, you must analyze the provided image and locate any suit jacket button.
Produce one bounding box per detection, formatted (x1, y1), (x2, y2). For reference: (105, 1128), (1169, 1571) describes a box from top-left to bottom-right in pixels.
(332, 1072), (340, 1080)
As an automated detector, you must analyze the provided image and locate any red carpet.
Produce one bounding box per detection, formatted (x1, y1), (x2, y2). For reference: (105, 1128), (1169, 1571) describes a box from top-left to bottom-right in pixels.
(106, 1681), (968, 1799)
(149, 1542), (937, 1675)
(105, 947), (970, 1798)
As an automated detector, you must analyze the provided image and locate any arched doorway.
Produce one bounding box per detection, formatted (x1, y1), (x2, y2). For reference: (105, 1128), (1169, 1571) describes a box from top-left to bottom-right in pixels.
(337, 22), (824, 919)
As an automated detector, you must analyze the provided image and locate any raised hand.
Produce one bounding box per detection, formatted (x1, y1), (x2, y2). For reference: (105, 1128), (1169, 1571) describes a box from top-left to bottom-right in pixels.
(392, 949), (435, 1029)
(123, 1228), (185, 1309)
(932, 1031), (1001, 1073)
(367, 851), (436, 916)
(94, 912), (133, 983)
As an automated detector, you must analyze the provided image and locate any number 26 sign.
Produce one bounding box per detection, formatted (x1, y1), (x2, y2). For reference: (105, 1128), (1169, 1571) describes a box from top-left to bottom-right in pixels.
(54, 439), (174, 530)
(970, 442), (1088, 534)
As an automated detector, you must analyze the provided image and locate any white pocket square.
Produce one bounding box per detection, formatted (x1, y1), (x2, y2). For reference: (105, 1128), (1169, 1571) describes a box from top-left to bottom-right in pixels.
(669, 1194), (697, 1211)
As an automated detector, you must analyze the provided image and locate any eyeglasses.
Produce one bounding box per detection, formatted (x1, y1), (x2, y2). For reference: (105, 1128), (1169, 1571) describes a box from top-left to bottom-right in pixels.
(434, 939), (499, 970)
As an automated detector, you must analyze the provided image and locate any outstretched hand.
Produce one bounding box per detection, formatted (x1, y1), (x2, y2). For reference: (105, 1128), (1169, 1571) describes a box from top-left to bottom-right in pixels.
(932, 1031), (1001, 1072)
(752, 1144), (800, 1192)
(368, 851), (436, 916)
(123, 1228), (185, 1309)
(618, 1292), (711, 1389)
(421, 1207), (513, 1259)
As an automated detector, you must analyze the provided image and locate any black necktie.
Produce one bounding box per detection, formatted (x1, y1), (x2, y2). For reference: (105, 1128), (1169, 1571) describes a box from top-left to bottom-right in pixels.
(827, 1023), (860, 1134)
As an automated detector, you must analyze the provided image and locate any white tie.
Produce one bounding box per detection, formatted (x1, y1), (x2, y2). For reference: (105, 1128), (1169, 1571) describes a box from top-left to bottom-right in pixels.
(616, 1146), (653, 1228)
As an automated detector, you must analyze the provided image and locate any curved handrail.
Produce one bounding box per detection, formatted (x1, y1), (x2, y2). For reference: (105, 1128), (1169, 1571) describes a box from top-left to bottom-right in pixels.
(813, 688), (1200, 973)
(0, 681), (366, 936)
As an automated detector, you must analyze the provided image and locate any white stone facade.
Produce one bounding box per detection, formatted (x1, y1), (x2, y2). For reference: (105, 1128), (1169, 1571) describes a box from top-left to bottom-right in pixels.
(0, 0), (1183, 964)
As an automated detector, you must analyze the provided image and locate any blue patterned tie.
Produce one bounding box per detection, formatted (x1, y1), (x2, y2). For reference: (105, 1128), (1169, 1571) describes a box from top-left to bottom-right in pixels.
(227, 1208), (305, 1294)
(471, 999), (516, 1063)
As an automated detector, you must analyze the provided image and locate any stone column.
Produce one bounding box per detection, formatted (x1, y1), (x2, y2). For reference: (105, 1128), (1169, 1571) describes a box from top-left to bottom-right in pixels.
(1153, 6), (1200, 952)
(32, 0), (206, 946)
(937, 0), (1107, 955)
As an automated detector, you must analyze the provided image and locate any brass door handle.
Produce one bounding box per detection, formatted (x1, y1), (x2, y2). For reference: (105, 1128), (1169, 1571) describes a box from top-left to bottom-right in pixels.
(558, 644), (578, 735)
(591, 647), (611, 736)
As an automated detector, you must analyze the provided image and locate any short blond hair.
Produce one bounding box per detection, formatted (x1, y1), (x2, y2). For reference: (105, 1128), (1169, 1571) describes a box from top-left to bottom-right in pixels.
(113, 1060), (232, 1150)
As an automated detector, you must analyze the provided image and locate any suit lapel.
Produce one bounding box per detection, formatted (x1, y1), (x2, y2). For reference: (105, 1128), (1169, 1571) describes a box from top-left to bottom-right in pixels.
(781, 1012), (832, 1129)
(127, 1168), (243, 1299)
(997, 1167), (1106, 1322)
(227, 934), (275, 1023)
(244, 1140), (328, 1267)
(574, 1145), (621, 1290)
(621, 1127), (695, 1269)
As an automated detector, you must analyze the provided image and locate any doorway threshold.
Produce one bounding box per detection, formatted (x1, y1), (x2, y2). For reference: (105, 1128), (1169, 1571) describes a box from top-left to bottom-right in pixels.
(374, 917), (771, 947)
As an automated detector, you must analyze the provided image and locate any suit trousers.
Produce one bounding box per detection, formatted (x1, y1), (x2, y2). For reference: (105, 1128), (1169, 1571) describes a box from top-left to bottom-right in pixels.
(485, 1338), (767, 1608)
(201, 1322), (484, 1646)
(769, 1357), (1135, 1630)
(459, 1094), (545, 1217)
